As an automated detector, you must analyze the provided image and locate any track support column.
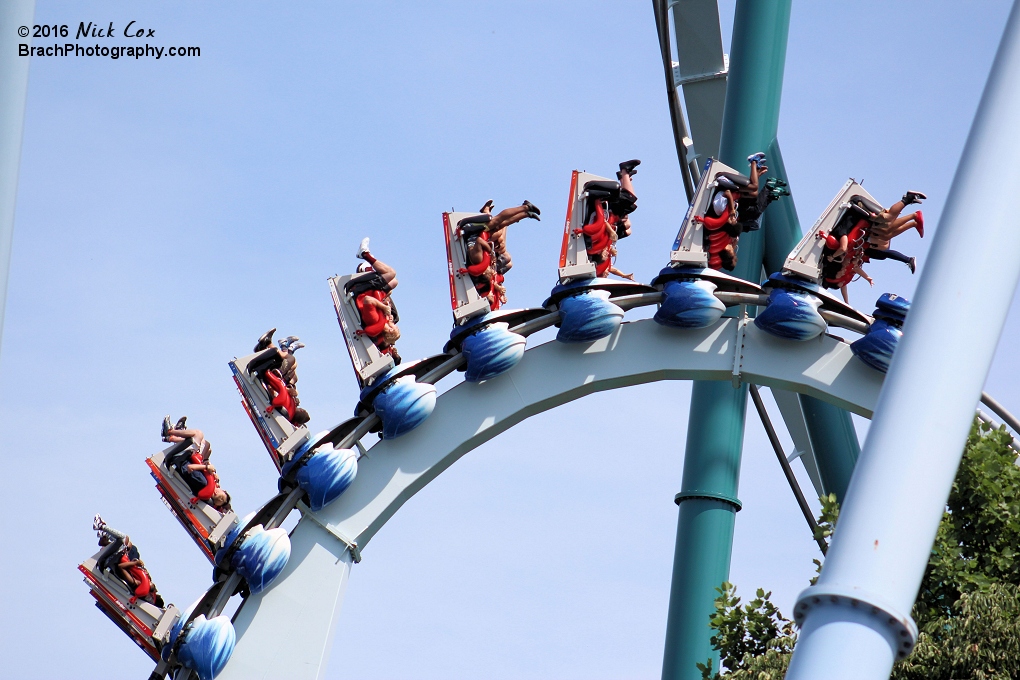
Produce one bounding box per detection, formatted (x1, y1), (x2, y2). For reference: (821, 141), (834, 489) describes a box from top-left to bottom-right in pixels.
(0, 0), (34, 356)
(787, 3), (1020, 678)
(662, 381), (746, 679)
(663, 3), (793, 678)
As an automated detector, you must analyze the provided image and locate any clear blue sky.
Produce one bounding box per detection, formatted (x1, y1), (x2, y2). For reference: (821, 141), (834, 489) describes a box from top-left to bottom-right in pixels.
(2, 1), (1018, 678)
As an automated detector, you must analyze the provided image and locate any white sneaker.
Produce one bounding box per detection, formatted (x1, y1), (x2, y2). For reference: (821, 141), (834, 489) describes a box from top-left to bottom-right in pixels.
(356, 237), (370, 259)
(93, 513), (105, 532)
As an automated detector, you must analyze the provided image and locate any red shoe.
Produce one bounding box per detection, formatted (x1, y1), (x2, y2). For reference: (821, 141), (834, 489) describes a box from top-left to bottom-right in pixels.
(914, 210), (924, 238)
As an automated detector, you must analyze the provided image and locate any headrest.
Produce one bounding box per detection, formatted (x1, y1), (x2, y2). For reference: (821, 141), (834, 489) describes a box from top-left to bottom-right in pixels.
(849, 194), (884, 215)
(715, 176), (740, 192)
(457, 214), (492, 228)
(344, 271), (384, 294)
(583, 180), (621, 195)
(717, 171), (751, 188)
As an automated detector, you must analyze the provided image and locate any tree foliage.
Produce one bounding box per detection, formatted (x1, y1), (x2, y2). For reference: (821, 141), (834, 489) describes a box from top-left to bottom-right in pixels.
(700, 421), (1020, 680)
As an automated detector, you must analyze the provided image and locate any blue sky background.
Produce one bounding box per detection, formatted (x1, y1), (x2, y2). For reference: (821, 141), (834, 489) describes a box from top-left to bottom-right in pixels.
(2, 1), (1018, 677)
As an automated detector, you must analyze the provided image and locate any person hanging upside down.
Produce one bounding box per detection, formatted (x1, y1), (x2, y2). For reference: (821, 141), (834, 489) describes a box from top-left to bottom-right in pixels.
(457, 201), (539, 308)
(732, 152), (789, 233)
(694, 186), (741, 270)
(93, 515), (164, 607)
(247, 337), (311, 425)
(161, 430), (232, 511)
(353, 238), (402, 361)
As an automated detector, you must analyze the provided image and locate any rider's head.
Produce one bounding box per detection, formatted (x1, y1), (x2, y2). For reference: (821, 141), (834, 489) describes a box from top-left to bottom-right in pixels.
(211, 488), (231, 510)
(382, 324), (401, 346)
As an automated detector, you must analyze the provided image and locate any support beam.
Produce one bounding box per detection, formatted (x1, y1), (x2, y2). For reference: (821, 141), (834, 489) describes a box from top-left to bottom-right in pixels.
(787, 3), (1020, 677)
(749, 385), (826, 555)
(0, 0), (34, 356)
(665, 4), (794, 678)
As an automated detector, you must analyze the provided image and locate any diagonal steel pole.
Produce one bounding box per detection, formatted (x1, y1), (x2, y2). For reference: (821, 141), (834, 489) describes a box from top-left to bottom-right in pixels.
(749, 385), (826, 555)
(786, 3), (1020, 677)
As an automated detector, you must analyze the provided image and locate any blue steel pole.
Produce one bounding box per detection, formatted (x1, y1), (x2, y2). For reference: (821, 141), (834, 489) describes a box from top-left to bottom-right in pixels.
(662, 3), (792, 679)
(0, 0), (34, 357)
(786, 3), (1020, 677)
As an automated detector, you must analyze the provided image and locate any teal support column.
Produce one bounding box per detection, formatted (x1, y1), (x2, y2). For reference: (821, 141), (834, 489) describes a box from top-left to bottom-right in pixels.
(662, 3), (794, 679)
(662, 382), (746, 679)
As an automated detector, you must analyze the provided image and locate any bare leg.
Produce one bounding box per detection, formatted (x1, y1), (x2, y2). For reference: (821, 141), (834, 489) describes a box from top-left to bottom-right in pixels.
(619, 171), (636, 195)
(487, 205), (530, 232)
(841, 284), (850, 304)
(746, 162), (763, 194)
(167, 428), (205, 450)
(872, 214), (919, 240)
(362, 253), (398, 289)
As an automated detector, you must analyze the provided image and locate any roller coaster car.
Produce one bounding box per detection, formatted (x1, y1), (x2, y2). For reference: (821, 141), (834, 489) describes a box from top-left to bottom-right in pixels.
(78, 553), (180, 661)
(444, 211), (496, 324)
(230, 352), (310, 471)
(782, 179), (883, 284)
(146, 440), (238, 563)
(328, 273), (397, 389)
(558, 170), (633, 283)
(670, 158), (747, 268)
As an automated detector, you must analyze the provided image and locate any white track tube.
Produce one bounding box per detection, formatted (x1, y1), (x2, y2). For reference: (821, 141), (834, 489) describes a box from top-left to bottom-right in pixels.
(0, 0), (34, 357)
(218, 521), (353, 680)
(786, 3), (1020, 679)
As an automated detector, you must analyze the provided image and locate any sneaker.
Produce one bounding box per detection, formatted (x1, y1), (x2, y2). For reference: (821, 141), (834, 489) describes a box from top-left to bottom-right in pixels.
(747, 152), (766, 168)
(161, 415), (171, 441)
(523, 200), (540, 216)
(288, 341), (305, 352)
(175, 416), (187, 431)
(479, 199), (494, 213)
(902, 190), (927, 205)
(93, 513), (106, 532)
(618, 159), (641, 177)
(356, 237), (371, 259)
(356, 262), (373, 273)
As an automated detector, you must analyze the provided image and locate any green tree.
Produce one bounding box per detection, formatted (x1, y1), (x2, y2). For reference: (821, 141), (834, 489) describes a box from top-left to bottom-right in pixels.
(700, 421), (1020, 680)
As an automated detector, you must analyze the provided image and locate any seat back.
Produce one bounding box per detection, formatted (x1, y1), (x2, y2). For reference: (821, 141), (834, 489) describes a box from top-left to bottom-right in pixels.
(147, 446), (238, 562)
(229, 354), (310, 469)
(558, 170), (616, 283)
(782, 180), (883, 282)
(79, 554), (178, 660)
(328, 275), (396, 386)
(669, 158), (742, 267)
(443, 211), (493, 324)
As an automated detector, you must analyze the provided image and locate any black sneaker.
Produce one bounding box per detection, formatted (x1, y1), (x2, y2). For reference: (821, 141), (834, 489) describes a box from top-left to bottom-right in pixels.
(161, 415), (171, 441)
(523, 200), (540, 216)
(618, 159), (641, 177)
(902, 190), (926, 205)
(175, 416), (187, 431)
